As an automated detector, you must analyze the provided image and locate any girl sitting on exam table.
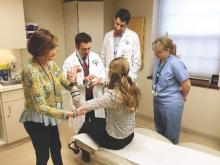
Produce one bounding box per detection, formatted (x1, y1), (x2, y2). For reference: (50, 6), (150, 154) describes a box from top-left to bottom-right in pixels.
(68, 57), (141, 161)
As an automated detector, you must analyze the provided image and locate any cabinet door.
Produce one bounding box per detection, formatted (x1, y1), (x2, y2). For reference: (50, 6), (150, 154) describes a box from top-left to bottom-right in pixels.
(78, 1), (104, 54)
(64, 1), (78, 56)
(63, 1), (104, 55)
(0, 101), (7, 145)
(3, 99), (28, 143)
(0, 0), (26, 49)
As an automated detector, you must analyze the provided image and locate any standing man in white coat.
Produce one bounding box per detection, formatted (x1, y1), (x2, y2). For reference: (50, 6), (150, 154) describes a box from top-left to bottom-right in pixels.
(101, 8), (141, 81)
(63, 32), (106, 133)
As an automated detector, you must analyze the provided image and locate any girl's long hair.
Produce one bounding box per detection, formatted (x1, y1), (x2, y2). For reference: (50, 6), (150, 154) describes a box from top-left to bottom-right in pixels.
(108, 57), (141, 112)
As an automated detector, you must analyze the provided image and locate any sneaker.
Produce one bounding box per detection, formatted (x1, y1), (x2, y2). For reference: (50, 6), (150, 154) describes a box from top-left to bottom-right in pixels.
(81, 150), (91, 162)
(68, 141), (80, 154)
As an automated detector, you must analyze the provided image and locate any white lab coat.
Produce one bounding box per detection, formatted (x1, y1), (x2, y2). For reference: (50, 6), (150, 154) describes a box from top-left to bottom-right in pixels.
(63, 51), (106, 133)
(101, 28), (141, 80)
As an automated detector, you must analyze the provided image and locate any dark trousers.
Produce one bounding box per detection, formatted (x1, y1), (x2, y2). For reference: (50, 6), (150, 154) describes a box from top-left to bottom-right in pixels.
(79, 118), (134, 150)
(24, 122), (63, 165)
(85, 88), (95, 122)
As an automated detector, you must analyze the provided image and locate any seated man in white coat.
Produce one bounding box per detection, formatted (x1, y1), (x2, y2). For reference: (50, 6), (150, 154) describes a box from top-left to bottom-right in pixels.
(63, 32), (106, 133)
(101, 8), (141, 81)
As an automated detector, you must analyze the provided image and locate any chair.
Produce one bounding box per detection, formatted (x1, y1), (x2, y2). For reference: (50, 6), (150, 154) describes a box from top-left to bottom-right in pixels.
(179, 142), (220, 157)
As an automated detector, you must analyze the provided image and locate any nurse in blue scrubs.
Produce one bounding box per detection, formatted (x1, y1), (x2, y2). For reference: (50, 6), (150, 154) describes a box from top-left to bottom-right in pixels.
(152, 37), (191, 144)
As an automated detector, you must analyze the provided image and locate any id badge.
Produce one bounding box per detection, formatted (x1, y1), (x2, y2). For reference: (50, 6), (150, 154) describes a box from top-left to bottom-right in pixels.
(152, 84), (158, 96)
(152, 90), (158, 96)
(56, 102), (61, 109)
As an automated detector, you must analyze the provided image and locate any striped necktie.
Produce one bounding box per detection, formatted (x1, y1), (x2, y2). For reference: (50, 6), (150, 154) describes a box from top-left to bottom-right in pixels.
(82, 57), (89, 76)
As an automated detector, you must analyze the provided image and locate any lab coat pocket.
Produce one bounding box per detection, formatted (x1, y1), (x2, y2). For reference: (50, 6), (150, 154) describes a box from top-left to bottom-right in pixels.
(123, 45), (132, 54)
(121, 46), (132, 63)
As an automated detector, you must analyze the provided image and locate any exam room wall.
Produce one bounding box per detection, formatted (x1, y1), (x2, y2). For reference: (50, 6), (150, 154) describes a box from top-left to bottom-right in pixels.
(115, 0), (220, 139)
(20, 0), (115, 67)
(104, 0), (115, 33)
(20, 0), (66, 68)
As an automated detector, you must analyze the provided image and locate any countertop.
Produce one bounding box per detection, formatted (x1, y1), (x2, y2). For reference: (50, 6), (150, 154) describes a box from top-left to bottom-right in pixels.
(0, 84), (23, 93)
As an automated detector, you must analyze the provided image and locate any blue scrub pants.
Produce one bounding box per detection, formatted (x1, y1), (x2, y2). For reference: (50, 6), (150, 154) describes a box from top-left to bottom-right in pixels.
(153, 98), (183, 144)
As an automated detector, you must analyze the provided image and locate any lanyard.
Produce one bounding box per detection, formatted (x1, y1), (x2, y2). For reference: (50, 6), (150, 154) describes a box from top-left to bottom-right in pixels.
(35, 58), (56, 95)
(76, 53), (90, 73)
(155, 56), (170, 84)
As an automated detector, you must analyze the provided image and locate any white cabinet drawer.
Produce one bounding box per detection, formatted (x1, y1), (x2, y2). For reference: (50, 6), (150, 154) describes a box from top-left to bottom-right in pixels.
(3, 99), (28, 143)
(1, 89), (24, 102)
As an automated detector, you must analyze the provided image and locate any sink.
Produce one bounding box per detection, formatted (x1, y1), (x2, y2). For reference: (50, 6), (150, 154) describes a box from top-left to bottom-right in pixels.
(0, 79), (21, 86)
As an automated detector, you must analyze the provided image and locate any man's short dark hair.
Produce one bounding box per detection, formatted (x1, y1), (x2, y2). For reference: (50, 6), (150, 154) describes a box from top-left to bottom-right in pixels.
(115, 8), (131, 25)
(75, 32), (92, 48)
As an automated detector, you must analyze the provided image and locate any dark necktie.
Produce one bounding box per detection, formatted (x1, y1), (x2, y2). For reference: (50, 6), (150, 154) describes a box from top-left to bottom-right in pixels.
(81, 57), (95, 122)
(82, 57), (89, 76)
(82, 57), (93, 100)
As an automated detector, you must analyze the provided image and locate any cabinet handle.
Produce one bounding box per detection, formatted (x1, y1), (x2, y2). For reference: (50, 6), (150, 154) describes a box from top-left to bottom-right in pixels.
(7, 105), (11, 118)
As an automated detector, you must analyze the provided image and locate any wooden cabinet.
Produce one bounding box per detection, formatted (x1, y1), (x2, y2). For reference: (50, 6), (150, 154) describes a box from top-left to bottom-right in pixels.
(0, 89), (28, 144)
(0, 0), (26, 49)
(63, 1), (104, 56)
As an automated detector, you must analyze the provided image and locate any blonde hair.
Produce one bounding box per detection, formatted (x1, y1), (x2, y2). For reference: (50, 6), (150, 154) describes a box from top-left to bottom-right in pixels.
(108, 57), (141, 112)
(152, 37), (177, 56)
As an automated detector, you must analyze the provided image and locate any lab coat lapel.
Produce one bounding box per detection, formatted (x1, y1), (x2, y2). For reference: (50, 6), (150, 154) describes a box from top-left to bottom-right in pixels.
(109, 31), (114, 59)
(116, 28), (129, 57)
(88, 53), (95, 75)
(72, 52), (81, 66)
(72, 52), (85, 86)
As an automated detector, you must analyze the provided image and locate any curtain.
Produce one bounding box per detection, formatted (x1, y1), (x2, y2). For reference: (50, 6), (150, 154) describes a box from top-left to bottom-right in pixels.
(159, 0), (220, 78)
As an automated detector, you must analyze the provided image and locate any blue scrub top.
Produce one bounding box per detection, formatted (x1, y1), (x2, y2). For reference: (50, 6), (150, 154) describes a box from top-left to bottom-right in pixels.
(152, 55), (189, 101)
